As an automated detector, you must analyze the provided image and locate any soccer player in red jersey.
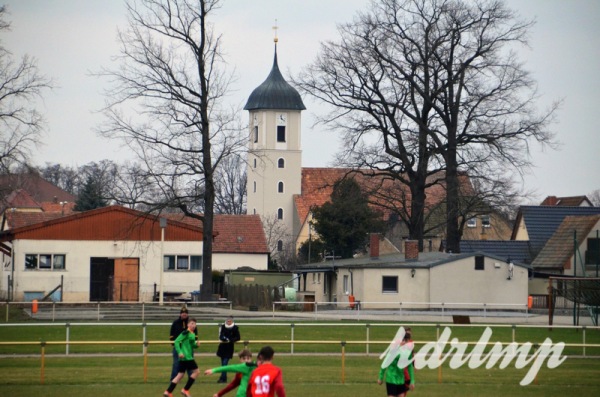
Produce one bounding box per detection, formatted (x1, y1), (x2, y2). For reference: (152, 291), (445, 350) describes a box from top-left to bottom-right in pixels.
(247, 346), (286, 397)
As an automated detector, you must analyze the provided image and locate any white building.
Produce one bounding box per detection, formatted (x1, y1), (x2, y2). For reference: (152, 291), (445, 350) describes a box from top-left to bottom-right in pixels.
(0, 206), (269, 302)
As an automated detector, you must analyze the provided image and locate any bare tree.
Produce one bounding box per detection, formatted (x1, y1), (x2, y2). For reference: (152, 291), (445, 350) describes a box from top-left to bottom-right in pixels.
(214, 154), (246, 215)
(39, 163), (80, 195)
(296, 0), (557, 252)
(98, 0), (245, 300)
(0, 6), (52, 172)
(260, 213), (296, 269)
(589, 190), (600, 207)
(110, 161), (162, 210)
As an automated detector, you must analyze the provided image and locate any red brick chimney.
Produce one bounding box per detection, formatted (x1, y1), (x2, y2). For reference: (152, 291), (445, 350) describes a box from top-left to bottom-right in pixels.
(405, 240), (419, 261)
(370, 233), (380, 258)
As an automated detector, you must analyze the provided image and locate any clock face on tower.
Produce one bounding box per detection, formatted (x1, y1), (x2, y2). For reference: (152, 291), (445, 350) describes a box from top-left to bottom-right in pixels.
(277, 113), (287, 125)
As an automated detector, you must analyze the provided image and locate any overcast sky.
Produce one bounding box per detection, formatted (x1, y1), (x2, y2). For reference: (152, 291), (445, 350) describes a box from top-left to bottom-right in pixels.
(3, 0), (599, 204)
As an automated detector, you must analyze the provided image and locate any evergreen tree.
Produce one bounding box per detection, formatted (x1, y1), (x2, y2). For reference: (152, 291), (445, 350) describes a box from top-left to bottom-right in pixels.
(74, 175), (108, 211)
(310, 178), (385, 259)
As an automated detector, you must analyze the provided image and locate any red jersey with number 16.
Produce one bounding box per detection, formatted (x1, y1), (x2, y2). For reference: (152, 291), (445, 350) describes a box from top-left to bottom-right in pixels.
(247, 362), (286, 397)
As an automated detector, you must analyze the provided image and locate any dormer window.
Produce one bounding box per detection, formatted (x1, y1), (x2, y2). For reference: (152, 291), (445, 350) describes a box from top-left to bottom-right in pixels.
(467, 217), (477, 228)
(481, 215), (491, 228)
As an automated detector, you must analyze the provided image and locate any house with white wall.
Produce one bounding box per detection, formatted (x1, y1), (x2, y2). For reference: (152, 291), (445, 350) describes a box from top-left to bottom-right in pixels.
(0, 206), (269, 302)
(296, 236), (530, 310)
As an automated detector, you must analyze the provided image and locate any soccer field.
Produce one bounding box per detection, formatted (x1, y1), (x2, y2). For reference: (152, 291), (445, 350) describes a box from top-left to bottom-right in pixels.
(0, 355), (599, 397)
(1, 320), (599, 396)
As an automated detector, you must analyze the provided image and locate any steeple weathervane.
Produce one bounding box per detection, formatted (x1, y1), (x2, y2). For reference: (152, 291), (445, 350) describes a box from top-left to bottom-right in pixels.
(273, 19), (278, 43)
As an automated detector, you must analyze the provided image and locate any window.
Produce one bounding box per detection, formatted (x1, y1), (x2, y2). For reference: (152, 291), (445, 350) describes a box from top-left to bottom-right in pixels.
(253, 158), (257, 168)
(382, 276), (398, 293)
(53, 255), (65, 270)
(475, 255), (485, 270)
(25, 254), (66, 271)
(481, 215), (491, 228)
(277, 208), (283, 220)
(39, 254), (52, 269)
(278, 158), (285, 168)
(467, 217), (477, 228)
(277, 125), (286, 142)
(323, 273), (328, 294)
(278, 181), (284, 193)
(343, 275), (349, 294)
(177, 256), (189, 270)
(277, 240), (283, 251)
(586, 238), (600, 264)
(164, 255), (202, 271)
(253, 126), (258, 143)
(253, 181), (256, 193)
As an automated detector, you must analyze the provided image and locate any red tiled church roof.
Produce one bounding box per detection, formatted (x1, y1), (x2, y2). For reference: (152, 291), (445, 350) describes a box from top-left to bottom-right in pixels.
(294, 167), (472, 227)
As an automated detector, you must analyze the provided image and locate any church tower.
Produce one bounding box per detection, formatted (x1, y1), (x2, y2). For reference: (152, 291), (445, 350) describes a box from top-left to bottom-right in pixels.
(244, 36), (305, 253)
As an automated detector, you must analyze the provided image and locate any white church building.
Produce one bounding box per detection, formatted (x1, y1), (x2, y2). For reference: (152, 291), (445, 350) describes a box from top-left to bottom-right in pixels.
(244, 38), (306, 254)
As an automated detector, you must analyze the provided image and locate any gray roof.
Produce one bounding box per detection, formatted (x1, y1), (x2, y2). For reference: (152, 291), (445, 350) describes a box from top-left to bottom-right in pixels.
(296, 251), (530, 272)
(460, 240), (534, 264)
(515, 206), (600, 256)
(532, 215), (600, 269)
(244, 47), (306, 111)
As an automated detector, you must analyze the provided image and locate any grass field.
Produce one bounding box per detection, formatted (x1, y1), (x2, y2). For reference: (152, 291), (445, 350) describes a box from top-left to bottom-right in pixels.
(1, 319), (599, 396)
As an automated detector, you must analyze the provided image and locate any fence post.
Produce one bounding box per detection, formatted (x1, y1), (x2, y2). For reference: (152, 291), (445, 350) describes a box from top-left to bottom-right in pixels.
(366, 323), (370, 355)
(40, 340), (46, 385)
(66, 322), (70, 355)
(582, 326), (586, 357)
(142, 322), (147, 355)
(143, 336), (149, 383)
(533, 343), (539, 385)
(52, 301), (56, 322)
(341, 341), (346, 384)
(483, 303), (487, 318)
(97, 302), (101, 321)
(436, 324), (442, 384)
(512, 324), (516, 357)
(5, 301), (8, 323)
(142, 302), (145, 322)
(290, 323), (295, 355)
(314, 302), (318, 320)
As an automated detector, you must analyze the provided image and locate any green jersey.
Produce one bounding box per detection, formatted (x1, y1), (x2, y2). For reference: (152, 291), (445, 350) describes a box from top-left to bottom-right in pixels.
(211, 362), (257, 397)
(174, 329), (198, 361)
(379, 351), (415, 386)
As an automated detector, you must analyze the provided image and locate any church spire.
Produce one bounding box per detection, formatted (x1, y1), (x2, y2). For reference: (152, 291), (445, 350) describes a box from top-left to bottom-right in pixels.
(273, 19), (279, 67)
(243, 22), (306, 111)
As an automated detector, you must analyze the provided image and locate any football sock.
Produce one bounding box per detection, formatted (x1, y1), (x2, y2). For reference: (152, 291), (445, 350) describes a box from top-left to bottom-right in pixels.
(167, 382), (177, 393)
(184, 378), (196, 390)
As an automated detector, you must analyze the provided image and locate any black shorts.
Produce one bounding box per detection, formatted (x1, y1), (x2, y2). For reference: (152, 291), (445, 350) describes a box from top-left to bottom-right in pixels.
(386, 382), (409, 396)
(177, 360), (198, 373)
